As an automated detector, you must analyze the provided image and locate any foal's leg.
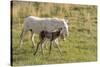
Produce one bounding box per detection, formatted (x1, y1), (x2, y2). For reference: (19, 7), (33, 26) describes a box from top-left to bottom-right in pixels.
(49, 41), (53, 55)
(34, 39), (44, 55)
(33, 41), (41, 55)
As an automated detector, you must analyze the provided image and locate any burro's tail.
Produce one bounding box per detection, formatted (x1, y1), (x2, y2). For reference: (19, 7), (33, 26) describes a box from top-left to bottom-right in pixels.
(17, 28), (24, 50)
(20, 28), (24, 39)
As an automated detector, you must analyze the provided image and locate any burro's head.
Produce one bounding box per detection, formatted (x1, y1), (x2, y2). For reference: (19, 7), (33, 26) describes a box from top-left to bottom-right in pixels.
(60, 18), (69, 41)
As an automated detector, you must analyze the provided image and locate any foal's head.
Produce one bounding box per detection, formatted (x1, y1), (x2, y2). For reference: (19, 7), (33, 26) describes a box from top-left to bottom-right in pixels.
(53, 28), (62, 37)
(50, 28), (62, 41)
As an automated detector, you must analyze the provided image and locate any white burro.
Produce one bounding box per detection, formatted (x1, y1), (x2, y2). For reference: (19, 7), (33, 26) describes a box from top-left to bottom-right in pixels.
(18, 16), (69, 49)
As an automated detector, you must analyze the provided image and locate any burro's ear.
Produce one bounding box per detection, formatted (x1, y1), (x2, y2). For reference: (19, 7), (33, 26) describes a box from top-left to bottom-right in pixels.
(64, 16), (68, 20)
(64, 16), (69, 23)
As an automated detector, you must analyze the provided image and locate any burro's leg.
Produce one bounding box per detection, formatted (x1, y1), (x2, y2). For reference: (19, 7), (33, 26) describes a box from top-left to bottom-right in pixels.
(40, 41), (44, 55)
(30, 32), (35, 48)
(18, 29), (27, 49)
(54, 39), (62, 56)
(42, 39), (48, 49)
(53, 38), (59, 48)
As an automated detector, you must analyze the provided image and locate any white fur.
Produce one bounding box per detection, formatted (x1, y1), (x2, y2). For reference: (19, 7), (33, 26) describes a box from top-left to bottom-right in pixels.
(23, 16), (68, 34)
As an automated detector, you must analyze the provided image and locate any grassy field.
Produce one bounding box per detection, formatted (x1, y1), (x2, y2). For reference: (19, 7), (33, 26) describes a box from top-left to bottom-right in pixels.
(11, 1), (97, 66)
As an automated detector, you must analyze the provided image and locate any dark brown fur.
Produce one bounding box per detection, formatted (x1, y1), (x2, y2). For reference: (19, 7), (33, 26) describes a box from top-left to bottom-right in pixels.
(34, 28), (62, 55)
(40, 28), (61, 41)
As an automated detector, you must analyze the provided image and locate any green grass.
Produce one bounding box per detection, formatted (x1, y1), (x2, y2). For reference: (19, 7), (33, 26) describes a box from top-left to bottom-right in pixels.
(11, 1), (97, 66)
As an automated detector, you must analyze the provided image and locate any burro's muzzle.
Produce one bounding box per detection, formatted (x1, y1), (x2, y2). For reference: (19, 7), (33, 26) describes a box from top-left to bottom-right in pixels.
(60, 33), (68, 41)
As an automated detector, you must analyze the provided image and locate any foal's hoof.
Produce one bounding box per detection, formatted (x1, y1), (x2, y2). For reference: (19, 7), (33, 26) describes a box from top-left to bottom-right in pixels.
(33, 52), (37, 55)
(33, 53), (36, 56)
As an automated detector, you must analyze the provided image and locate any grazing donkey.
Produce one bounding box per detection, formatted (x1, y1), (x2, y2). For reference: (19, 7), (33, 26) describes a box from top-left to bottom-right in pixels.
(19, 16), (69, 49)
(34, 28), (62, 55)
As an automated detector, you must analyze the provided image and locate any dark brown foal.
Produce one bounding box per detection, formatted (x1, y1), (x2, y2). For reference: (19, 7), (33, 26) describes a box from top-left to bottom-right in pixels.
(34, 28), (62, 55)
